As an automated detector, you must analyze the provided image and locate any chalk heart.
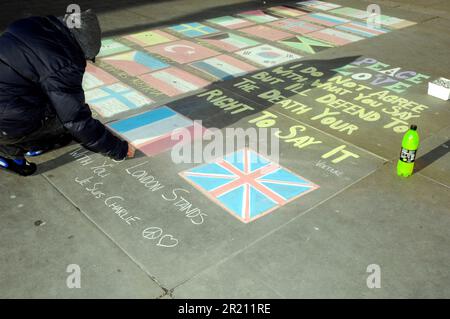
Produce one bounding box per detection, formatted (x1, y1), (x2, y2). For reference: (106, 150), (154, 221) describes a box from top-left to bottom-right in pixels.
(157, 234), (179, 248)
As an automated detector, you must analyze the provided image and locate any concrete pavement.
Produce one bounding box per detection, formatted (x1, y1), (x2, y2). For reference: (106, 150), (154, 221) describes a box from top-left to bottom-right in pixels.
(0, 0), (449, 298)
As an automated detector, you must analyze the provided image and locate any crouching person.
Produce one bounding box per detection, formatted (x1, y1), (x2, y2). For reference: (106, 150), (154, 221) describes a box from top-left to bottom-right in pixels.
(0, 9), (134, 176)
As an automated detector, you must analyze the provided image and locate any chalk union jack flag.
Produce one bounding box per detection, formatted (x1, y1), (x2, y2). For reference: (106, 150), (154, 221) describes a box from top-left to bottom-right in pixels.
(180, 148), (319, 223)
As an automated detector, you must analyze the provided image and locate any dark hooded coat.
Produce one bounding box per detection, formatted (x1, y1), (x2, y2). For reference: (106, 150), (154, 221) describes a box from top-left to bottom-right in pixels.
(0, 15), (128, 160)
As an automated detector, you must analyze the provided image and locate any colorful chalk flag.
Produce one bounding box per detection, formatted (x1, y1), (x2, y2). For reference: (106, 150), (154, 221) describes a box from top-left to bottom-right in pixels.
(269, 18), (325, 34)
(307, 28), (364, 46)
(295, 1), (341, 11)
(279, 35), (334, 54)
(139, 67), (210, 97)
(207, 16), (255, 29)
(85, 83), (153, 118)
(335, 21), (390, 38)
(299, 12), (350, 27)
(98, 39), (131, 57)
(329, 7), (371, 20)
(236, 44), (302, 67)
(237, 10), (281, 23)
(238, 25), (293, 41)
(190, 54), (257, 80)
(123, 30), (178, 47)
(108, 106), (206, 157)
(82, 64), (118, 91)
(180, 148), (319, 223)
(168, 22), (219, 37)
(200, 33), (260, 52)
(146, 40), (220, 64)
(101, 51), (169, 76)
(266, 6), (309, 17)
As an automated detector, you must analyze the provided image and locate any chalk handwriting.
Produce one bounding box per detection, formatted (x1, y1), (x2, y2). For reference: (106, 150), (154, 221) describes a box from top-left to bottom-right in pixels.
(162, 188), (207, 225)
(74, 174), (178, 248)
(197, 89), (255, 114)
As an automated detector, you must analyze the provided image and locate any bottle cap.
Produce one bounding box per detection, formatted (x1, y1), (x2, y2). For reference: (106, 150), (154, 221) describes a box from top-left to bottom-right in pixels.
(410, 124), (417, 131)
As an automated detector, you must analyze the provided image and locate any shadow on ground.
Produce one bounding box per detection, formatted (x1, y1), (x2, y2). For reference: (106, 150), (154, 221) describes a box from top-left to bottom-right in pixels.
(415, 139), (450, 173)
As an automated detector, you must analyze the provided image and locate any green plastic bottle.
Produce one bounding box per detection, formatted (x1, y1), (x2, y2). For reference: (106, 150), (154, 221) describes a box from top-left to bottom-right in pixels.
(397, 124), (419, 177)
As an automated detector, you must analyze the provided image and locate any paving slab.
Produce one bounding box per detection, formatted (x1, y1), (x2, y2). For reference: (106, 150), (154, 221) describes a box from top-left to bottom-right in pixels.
(174, 163), (450, 298)
(0, 172), (164, 298)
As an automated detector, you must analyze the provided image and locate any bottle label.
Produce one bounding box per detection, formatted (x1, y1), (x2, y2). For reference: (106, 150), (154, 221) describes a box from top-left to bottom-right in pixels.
(399, 148), (417, 163)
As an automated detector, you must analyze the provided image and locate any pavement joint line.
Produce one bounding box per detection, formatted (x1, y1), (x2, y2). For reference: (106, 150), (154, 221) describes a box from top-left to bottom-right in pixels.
(171, 165), (382, 291)
(417, 173), (450, 190)
(41, 173), (170, 295)
(253, 277), (285, 298)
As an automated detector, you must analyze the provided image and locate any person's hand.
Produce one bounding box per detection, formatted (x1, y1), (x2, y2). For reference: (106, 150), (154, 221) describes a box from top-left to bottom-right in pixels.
(127, 143), (136, 158)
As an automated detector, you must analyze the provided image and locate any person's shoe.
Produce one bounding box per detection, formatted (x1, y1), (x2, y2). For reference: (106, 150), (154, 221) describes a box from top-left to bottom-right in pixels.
(25, 150), (44, 157)
(0, 157), (37, 176)
(25, 133), (73, 157)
